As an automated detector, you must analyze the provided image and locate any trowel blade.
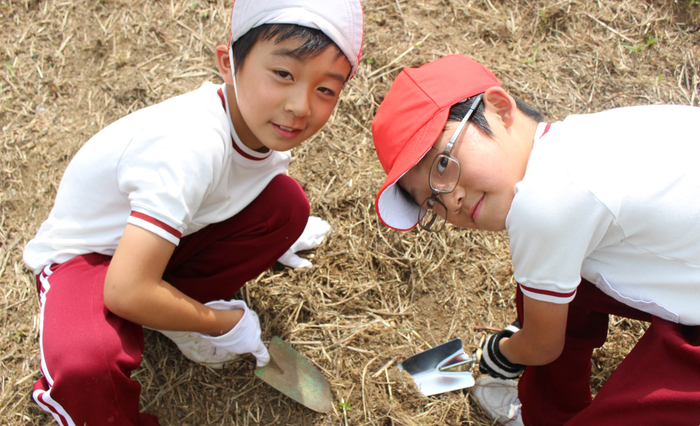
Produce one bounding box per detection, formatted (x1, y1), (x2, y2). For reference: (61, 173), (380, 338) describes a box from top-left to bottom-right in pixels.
(398, 338), (476, 396)
(254, 337), (333, 413)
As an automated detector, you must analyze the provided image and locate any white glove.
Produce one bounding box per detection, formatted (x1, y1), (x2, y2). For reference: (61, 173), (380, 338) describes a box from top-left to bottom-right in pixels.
(154, 328), (241, 369)
(277, 216), (331, 268)
(201, 300), (270, 367)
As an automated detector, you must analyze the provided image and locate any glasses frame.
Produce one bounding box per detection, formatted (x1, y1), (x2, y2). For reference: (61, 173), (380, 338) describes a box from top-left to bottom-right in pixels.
(418, 94), (484, 232)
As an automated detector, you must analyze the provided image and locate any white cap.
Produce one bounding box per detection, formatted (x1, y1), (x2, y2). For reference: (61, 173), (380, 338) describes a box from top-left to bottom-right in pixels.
(230, 0), (364, 78)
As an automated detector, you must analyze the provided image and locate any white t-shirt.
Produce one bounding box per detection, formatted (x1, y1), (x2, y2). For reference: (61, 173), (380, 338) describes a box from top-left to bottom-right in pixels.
(24, 82), (290, 274)
(507, 105), (700, 326)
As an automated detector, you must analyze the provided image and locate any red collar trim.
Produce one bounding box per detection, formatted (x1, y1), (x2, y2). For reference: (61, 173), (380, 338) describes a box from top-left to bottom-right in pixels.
(217, 87), (226, 112)
(541, 122), (552, 138)
(232, 137), (265, 160)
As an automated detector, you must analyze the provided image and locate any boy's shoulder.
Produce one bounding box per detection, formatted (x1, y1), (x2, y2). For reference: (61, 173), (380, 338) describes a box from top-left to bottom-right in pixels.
(515, 104), (700, 228)
(142, 82), (226, 121)
(77, 82), (232, 165)
(99, 82), (229, 140)
(535, 104), (698, 158)
(558, 104), (699, 129)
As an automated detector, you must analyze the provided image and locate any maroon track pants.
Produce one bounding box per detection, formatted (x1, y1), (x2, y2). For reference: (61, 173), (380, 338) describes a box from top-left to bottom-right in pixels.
(516, 280), (700, 426)
(32, 175), (309, 426)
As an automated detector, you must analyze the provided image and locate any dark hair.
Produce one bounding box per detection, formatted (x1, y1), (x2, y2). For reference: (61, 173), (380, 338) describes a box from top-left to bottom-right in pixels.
(396, 93), (544, 208)
(447, 94), (544, 137)
(231, 24), (346, 77)
(397, 183), (418, 209)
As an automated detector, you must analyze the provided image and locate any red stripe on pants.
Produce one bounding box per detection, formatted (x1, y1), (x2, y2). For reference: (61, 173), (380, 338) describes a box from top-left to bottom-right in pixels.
(32, 174), (309, 425)
(516, 280), (700, 426)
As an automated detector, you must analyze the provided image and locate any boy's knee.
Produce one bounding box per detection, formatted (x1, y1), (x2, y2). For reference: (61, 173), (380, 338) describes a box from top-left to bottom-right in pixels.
(267, 174), (310, 226)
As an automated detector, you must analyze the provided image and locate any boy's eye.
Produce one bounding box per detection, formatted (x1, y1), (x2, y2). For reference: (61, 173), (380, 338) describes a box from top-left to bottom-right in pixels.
(436, 156), (450, 175)
(274, 70), (293, 79)
(318, 86), (336, 97)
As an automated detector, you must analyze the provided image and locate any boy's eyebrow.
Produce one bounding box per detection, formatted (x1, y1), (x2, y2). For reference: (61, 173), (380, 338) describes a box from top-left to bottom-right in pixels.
(409, 189), (422, 205)
(271, 48), (347, 83)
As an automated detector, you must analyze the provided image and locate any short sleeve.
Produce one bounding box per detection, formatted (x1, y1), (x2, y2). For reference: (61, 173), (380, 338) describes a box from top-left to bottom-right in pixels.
(117, 125), (226, 245)
(507, 176), (615, 304)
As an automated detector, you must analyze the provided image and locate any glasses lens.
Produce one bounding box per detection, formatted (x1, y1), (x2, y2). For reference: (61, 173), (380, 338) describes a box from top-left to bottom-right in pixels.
(419, 197), (447, 232)
(430, 154), (460, 193)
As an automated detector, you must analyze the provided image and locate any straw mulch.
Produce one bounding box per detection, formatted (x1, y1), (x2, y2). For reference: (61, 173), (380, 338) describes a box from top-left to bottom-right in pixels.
(1, 0), (698, 425)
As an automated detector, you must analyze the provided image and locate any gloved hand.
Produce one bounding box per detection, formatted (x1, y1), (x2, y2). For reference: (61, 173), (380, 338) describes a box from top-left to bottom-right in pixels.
(154, 328), (241, 369)
(201, 299), (270, 367)
(479, 321), (525, 380)
(277, 216), (331, 268)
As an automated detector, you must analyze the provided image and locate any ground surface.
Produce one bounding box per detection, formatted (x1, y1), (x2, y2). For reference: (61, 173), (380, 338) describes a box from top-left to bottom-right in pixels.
(1, 0), (699, 425)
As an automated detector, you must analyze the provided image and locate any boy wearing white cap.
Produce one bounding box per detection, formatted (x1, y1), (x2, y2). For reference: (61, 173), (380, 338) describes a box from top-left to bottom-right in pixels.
(23, 1), (363, 424)
(372, 55), (700, 426)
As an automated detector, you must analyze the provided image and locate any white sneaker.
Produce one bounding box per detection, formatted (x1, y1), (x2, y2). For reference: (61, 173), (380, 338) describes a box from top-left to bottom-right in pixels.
(153, 329), (239, 369)
(471, 377), (524, 425)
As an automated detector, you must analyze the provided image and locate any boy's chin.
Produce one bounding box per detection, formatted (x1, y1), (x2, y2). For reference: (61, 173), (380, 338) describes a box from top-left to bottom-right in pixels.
(261, 131), (314, 152)
(248, 135), (304, 153)
(261, 141), (304, 153)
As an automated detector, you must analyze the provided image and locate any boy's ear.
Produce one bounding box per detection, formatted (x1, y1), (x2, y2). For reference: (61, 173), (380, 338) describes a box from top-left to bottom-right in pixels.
(483, 86), (517, 129)
(215, 45), (234, 85)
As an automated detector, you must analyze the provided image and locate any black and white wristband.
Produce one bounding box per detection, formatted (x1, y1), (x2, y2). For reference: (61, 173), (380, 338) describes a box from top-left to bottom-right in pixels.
(480, 324), (525, 379)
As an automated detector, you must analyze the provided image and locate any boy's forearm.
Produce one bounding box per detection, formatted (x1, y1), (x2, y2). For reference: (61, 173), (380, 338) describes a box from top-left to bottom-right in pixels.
(104, 223), (242, 336)
(499, 332), (561, 366)
(499, 296), (569, 366)
(106, 278), (243, 336)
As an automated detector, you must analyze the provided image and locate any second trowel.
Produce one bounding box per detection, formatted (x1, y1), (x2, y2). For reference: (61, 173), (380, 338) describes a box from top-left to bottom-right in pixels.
(397, 338), (476, 396)
(254, 336), (333, 413)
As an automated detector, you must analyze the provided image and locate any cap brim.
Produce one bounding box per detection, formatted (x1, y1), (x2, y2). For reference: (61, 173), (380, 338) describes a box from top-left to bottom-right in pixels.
(375, 108), (450, 231)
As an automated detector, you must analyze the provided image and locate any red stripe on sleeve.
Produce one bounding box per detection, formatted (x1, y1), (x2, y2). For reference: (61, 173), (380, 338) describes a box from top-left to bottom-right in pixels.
(130, 212), (182, 239)
(519, 283), (576, 299)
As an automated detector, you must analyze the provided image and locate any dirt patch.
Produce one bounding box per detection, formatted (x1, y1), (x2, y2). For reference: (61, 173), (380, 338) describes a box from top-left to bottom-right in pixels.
(1, 0), (697, 425)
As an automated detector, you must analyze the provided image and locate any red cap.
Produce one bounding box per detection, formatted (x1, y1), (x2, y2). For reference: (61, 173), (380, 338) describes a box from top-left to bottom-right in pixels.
(372, 55), (502, 231)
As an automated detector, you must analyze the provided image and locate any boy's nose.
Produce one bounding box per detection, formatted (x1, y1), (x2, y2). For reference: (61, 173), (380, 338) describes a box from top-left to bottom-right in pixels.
(441, 188), (463, 213)
(284, 90), (311, 117)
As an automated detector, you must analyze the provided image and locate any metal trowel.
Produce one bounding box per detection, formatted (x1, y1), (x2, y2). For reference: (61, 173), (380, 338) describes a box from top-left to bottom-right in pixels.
(254, 336), (333, 412)
(397, 338), (476, 396)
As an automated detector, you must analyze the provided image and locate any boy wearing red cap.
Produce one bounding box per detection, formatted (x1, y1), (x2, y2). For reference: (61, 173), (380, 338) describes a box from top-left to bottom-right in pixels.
(23, 1), (363, 424)
(372, 54), (700, 426)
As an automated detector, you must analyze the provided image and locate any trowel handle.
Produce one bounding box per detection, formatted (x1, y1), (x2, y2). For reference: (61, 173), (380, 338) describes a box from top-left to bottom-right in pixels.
(440, 352), (477, 370)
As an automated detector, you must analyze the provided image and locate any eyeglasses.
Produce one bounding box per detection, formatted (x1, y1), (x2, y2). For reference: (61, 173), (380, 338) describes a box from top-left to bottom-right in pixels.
(418, 94), (483, 232)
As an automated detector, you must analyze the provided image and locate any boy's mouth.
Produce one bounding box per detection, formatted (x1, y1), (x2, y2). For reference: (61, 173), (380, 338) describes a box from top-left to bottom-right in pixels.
(273, 123), (302, 139)
(469, 196), (484, 221)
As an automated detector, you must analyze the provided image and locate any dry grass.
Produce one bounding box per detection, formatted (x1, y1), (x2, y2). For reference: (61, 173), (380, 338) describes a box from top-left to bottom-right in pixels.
(1, 0), (699, 425)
